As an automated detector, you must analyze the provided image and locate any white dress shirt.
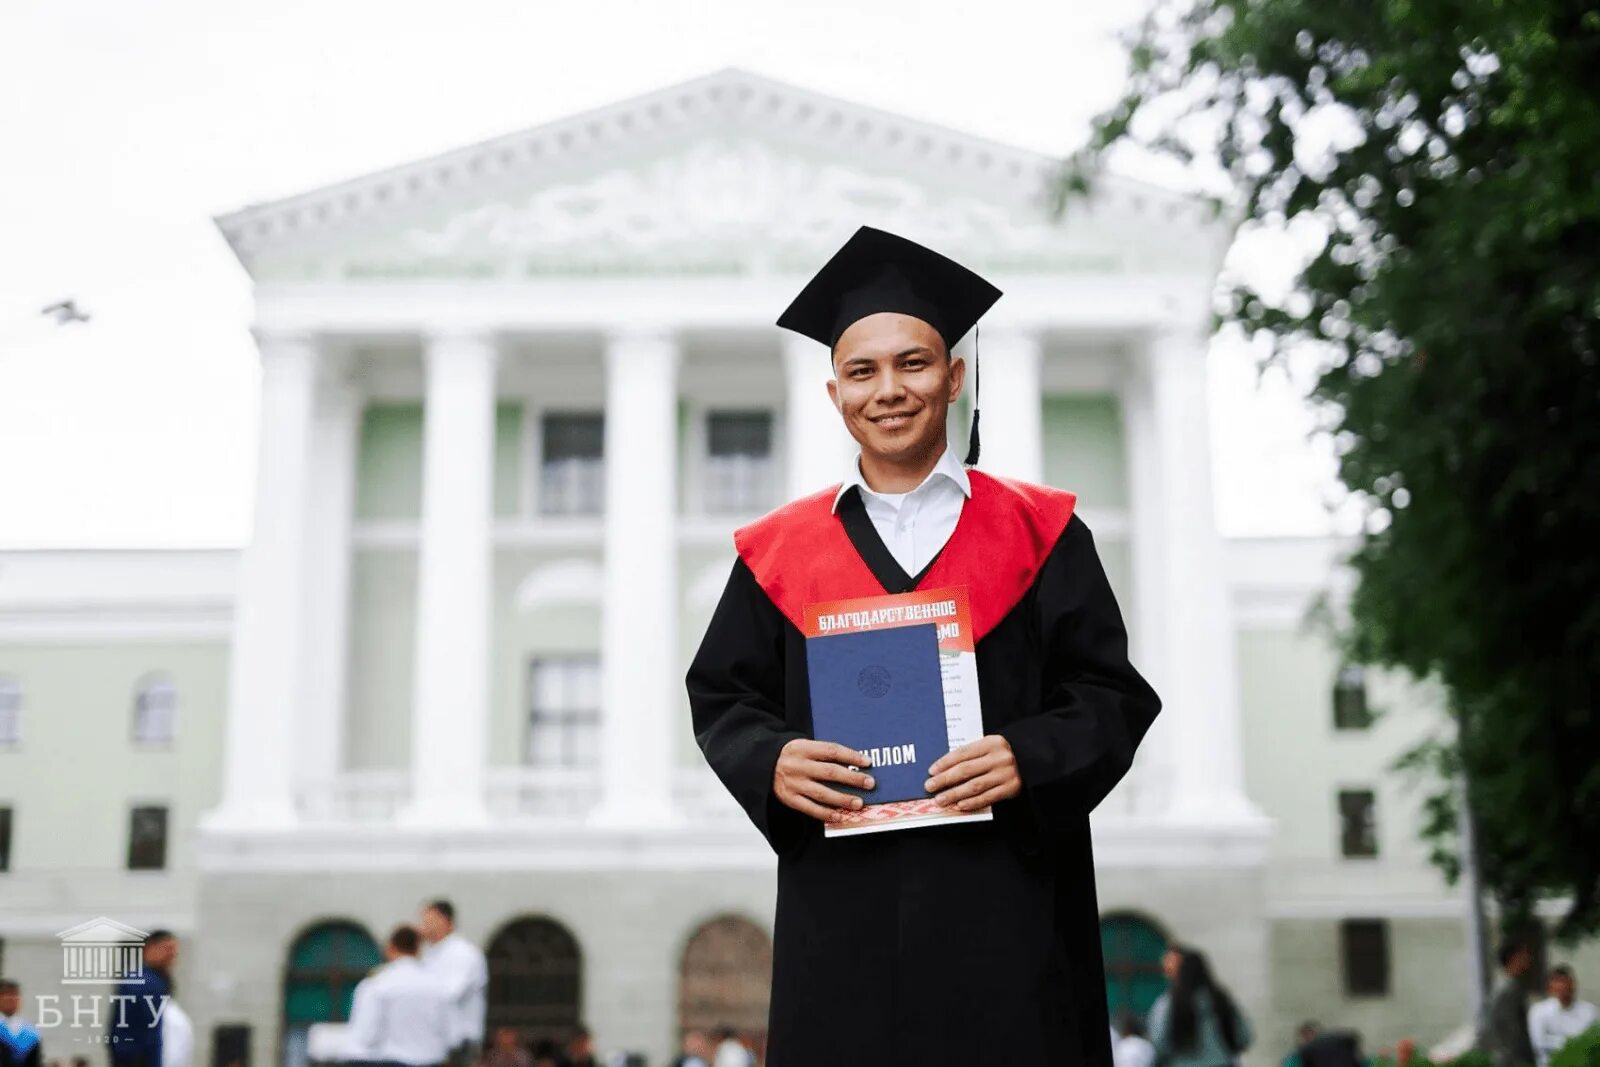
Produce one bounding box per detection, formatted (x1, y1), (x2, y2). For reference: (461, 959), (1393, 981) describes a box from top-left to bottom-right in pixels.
(420, 931), (489, 1046)
(345, 956), (455, 1066)
(1528, 996), (1599, 1067)
(162, 998), (195, 1067)
(832, 446), (971, 577)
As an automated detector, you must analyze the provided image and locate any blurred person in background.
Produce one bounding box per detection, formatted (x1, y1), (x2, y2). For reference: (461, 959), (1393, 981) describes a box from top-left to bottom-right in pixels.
(418, 901), (488, 1067)
(482, 1028), (532, 1067)
(1147, 945), (1253, 1067)
(1113, 1011), (1155, 1067)
(1478, 939), (1537, 1067)
(346, 925), (454, 1067)
(1282, 1022), (1321, 1067)
(669, 1031), (712, 1067)
(0, 979), (43, 1067)
(711, 1028), (754, 1067)
(1527, 965), (1597, 1067)
(566, 1025), (598, 1067)
(109, 930), (178, 1067)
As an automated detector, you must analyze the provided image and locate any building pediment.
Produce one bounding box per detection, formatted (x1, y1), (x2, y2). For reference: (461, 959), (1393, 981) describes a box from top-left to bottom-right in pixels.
(219, 69), (1225, 283)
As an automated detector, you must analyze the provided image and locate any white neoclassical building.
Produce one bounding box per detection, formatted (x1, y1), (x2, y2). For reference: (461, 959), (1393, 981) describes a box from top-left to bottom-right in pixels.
(1, 68), (1560, 1067)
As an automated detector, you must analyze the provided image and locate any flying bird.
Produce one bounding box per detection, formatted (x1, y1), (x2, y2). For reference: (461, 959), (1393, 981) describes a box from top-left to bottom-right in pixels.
(41, 299), (90, 325)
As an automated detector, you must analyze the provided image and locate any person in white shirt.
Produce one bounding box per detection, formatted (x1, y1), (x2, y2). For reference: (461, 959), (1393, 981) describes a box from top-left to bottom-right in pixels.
(418, 900), (489, 1067)
(1528, 965), (1599, 1067)
(346, 926), (455, 1067)
(1112, 1012), (1156, 1067)
(161, 997), (194, 1067)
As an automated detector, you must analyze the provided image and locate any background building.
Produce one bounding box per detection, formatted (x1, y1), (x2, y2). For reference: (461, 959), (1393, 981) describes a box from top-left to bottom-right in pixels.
(3, 68), (1583, 1067)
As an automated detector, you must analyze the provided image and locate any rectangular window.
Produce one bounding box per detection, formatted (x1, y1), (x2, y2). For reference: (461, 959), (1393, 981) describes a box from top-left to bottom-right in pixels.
(539, 412), (604, 516)
(0, 806), (12, 872)
(1341, 919), (1390, 996)
(127, 805), (169, 871)
(704, 410), (776, 514)
(133, 677), (178, 745)
(526, 657), (601, 769)
(0, 678), (20, 746)
(1338, 789), (1379, 857)
(1333, 664), (1373, 730)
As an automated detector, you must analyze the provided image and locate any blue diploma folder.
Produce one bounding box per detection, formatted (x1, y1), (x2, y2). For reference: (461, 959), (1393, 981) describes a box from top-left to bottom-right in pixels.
(804, 622), (950, 803)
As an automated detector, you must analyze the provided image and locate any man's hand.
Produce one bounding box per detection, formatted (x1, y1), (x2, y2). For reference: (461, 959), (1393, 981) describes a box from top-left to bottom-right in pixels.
(926, 735), (1022, 811)
(773, 739), (877, 823)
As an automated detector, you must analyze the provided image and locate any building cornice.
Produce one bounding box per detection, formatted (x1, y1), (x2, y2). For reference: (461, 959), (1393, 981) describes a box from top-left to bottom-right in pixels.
(215, 67), (1225, 275)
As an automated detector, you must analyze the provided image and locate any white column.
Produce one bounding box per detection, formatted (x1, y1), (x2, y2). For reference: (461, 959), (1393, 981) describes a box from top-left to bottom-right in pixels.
(205, 331), (318, 830)
(968, 330), (1043, 482)
(1145, 325), (1257, 821)
(297, 362), (360, 788)
(782, 333), (857, 498)
(591, 330), (681, 827)
(1119, 354), (1172, 816)
(401, 332), (498, 826)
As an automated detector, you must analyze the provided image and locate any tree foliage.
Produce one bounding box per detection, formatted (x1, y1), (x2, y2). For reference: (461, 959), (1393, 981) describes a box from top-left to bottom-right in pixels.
(1065, 0), (1600, 936)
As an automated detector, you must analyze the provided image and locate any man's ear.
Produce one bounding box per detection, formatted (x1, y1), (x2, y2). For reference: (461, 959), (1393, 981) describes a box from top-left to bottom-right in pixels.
(947, 354), (966, 402)
(825, 376), (841, 413)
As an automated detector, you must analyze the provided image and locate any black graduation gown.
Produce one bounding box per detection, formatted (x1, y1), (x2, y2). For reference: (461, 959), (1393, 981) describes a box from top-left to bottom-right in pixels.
(685, 491), (1161, 1067)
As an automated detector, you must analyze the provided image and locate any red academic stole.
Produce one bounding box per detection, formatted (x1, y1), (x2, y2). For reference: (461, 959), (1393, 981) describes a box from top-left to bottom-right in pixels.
(734, 469), (1077, 644)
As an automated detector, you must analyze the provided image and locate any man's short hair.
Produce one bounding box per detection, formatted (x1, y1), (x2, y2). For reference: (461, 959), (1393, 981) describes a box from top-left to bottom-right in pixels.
(1550, 964), (1574, 980)
(1497, 939), (1528, 966)
(0, 978), (19, 994)
(146, 929), (176, 945)
(390, 925), (421, 955)
(425, 899), (455, 923)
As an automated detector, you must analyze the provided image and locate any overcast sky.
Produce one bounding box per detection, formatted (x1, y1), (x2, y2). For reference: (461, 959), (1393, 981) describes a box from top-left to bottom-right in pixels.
(0, 0), (1348, 549)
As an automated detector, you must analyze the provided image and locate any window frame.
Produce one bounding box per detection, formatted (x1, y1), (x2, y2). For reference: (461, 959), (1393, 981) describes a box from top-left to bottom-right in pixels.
(131, 673), (179, 747)
(1333, 663), (1373, 731)
(524, 655), (602, 770)
(0, 675), (21, 747)
(126, 803), (170, 871)
(532, 408), (607, 518)
(1337, 788), (1380, 858)
(1340, 918), (1391, 998)
(700, 407), (779, 516)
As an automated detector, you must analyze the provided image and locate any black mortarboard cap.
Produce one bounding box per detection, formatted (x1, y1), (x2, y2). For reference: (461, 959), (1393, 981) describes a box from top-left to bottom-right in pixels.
(775, 226), (1003, 464)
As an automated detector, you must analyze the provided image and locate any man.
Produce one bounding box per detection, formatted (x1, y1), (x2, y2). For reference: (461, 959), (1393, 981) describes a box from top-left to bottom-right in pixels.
(1528, 965), (1598, 1067)
(0, 980), (43, 1067)
(1478, 940), (1538, 1067)
(686, 225), (1161, 1065)
(346, 926), (454, 1067)
(108, 930), (177, 1067)
(669, 1031), (712, 1067)
(482, 1027), (533, 1067)
(710, 1028), (753, 1067)
(1112, 1013), (1155, 1067)
(418, 900), (488, 1067)
(566, 1025), (598, 1067)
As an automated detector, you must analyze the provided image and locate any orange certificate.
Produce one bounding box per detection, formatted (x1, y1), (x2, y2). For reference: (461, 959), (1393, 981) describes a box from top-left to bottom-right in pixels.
(804, 586), (993, 837)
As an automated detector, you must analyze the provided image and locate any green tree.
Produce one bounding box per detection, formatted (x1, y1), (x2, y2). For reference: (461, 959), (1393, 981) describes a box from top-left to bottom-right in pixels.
(1064, 0), (1600, 936)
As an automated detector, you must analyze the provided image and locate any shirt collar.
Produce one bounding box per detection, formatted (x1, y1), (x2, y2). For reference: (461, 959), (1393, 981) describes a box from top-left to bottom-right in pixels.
(831, 446), (971, 513)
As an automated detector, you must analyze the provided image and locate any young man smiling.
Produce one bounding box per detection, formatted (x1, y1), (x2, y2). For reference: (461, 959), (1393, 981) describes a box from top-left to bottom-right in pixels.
(686, 225), (1161, 1067)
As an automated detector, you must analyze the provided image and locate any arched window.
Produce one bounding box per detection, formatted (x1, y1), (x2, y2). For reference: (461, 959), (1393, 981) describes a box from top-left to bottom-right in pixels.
(282, 920), (382, 1067)
(132, 674), (178, 744)
(678, 915), (772, 1055)
(487, 916), (583, 1046)
(1100, 913), (1169, 1027)
(1333, 663), (1372, 730)
(0, 675), (21, 746)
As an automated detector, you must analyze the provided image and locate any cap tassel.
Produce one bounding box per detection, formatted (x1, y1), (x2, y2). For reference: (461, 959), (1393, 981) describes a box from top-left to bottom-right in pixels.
(962, 323), (981, 466)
